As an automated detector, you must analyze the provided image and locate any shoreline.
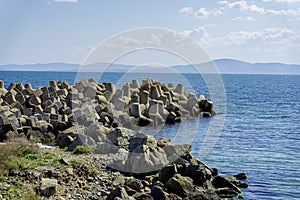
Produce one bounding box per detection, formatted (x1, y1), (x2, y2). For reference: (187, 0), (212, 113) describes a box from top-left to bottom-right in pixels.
(0, 79), (248, 199)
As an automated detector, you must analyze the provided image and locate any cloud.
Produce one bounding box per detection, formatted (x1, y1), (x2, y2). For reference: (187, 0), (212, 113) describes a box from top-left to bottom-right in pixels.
(179, 6), (223, 19)
(53, 0), (78, 3)
(184, 27), (300, 48)
(222, 0), (300, 16)
(232, 16), (255, 21)
(263, 0), (300, 4)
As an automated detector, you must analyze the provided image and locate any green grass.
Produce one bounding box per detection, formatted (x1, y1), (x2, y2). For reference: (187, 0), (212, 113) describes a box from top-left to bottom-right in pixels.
(69, 158), (84, 165)
(72, 145), (90, 155)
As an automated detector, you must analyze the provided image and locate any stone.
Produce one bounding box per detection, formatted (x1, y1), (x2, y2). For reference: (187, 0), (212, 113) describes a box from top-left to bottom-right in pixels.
(149, 113), (165, 126)
(198, 99), (213, 112)
(174, 84), (184, 95)
(150, 85), (160, 99)
(113, 98), (127, 111)
(128, 133), (157, 152)
(215, 188), (240, 198)
(104, 82), (116, 95)
(107, 187), (131, 200)
(38, 178), (57, 197)
(151, 186), (169, 200)
(157, 137), (170, 147)
(122, 84), (130, 97)
(95, 141), (119, 154)
(182, 165), (212, 186)
(133, 192), (154, 200)
(131, 80), (140, 89)
(140, 90), (149, 105)
(4, 92), (16, 104)
(166, 174), (194, 197)
(212, 176), (241, 194)
(163, 144), (191, 162)
(113, 172), (125, 186)
(233, 173), (247, 180)
(126, 177), (144, 191)
(107, 127), (134, 149)
(129, 103), (141, 117)
(159, 165), (177, 184)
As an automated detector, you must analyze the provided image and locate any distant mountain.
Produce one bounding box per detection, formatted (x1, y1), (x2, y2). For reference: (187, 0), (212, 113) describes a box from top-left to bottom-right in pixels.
(0, 59), (299, 75)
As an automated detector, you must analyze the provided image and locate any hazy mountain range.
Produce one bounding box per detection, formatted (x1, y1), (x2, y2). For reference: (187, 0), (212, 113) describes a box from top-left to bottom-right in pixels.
(0, 59), (299, 75)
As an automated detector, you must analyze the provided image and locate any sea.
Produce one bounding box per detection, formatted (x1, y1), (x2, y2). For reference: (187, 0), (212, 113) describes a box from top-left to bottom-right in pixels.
(0, 71), (299, 200)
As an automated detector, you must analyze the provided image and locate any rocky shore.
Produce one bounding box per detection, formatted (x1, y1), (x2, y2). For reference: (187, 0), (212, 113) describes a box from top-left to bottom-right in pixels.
(0, 78), (248, 199)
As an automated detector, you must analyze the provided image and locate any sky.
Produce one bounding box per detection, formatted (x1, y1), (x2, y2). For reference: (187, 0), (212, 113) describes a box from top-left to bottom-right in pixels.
(0, 0), (299, 65)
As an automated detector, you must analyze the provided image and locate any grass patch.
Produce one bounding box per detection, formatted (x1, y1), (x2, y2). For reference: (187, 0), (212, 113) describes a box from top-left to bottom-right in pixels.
(72, 145), (90, 155)
(1, 184), (40, 200)
(69, 158), (83, 165)
(0, 140), (61, 171)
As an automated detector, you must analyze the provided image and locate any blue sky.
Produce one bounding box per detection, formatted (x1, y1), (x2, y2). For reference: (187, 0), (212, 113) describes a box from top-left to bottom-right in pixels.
(0, 0), (299, 65)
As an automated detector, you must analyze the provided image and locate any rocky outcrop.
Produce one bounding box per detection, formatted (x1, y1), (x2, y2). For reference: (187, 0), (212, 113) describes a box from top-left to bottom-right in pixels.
(0, 79), (248, 199)
(0, 79), (215, 141)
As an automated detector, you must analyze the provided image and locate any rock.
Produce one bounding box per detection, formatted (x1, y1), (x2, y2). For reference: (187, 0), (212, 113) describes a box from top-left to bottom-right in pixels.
(126, 177), (144, 191)
(113, 172), (125, 186)
(182, 164), (212, 186)
(233, 173), (247, 180)
(128, 133), (157, 152)
(166, 174), (194, 197)
(95, 141), (119, 154)
(107, 127), (134, 150)
(107, 187), (131, 200)
(130, 103), (141, 117)
(133, 192), (154, 200)
(151, 186), (169, 200)
(37, 178), (57, 197)
(157, 137), (170, 148)
(212, 176), (241, 195)
(159, 165), (177, 184)
(215, 187), (240, 198)
(163, 144), (191, 162)
(140, 90), (149, 105)
(111, 146), (169, 174)
(168, 193), (182, 200)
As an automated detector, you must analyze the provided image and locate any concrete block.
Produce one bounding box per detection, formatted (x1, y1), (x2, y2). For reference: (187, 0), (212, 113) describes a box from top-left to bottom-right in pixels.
(140, 90), (149, 105)
(23, 108), (33, 116)
(42, 113), (51, 122)
(122, 84), (130, 97)
(83, 86), (96, 99)
(130, 103), (141, 117)
(131, 93), (139, 103)
(150, 85), (160, 99)
(113, 98), (126, 111)
(10, 101), (23, 110)
(4, 92), (16, 104)
(174, 84), (184, 94)
(15, 93), (25, 104)
(35, 105), (44, 114)
(103, 82), (116, 95)
(16, 82), (25, 91)
(131, 80), (140, 89)
(7, 83), (16, 91)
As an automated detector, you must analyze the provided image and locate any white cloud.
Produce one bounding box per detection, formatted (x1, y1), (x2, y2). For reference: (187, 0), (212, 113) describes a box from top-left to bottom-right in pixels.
(263, 0), (300, 4)
(222, 0), (300, 16)
(179, 6), (223, 19)
(53, 0), (78, 3)
(232, 16), (255, 21)
(184, 27), (300, 48)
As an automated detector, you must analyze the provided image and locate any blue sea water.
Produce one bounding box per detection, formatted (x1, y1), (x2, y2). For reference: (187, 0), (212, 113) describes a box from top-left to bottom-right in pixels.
(0, 71), (299, 199)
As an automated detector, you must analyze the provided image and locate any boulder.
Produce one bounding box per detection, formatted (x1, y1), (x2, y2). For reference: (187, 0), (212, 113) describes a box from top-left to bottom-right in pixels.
(37, 178), (57, 197)
(151, 186), (169, 200)
(166, 174), (194, 197)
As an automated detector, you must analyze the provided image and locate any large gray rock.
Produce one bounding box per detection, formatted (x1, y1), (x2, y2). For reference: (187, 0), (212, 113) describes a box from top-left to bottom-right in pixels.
(38, 178), (57, 197)
(166, 174), (195, 197)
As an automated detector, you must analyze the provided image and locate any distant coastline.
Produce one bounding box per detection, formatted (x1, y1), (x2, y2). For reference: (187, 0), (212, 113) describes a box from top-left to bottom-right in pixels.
(0, 58), (300, 75)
